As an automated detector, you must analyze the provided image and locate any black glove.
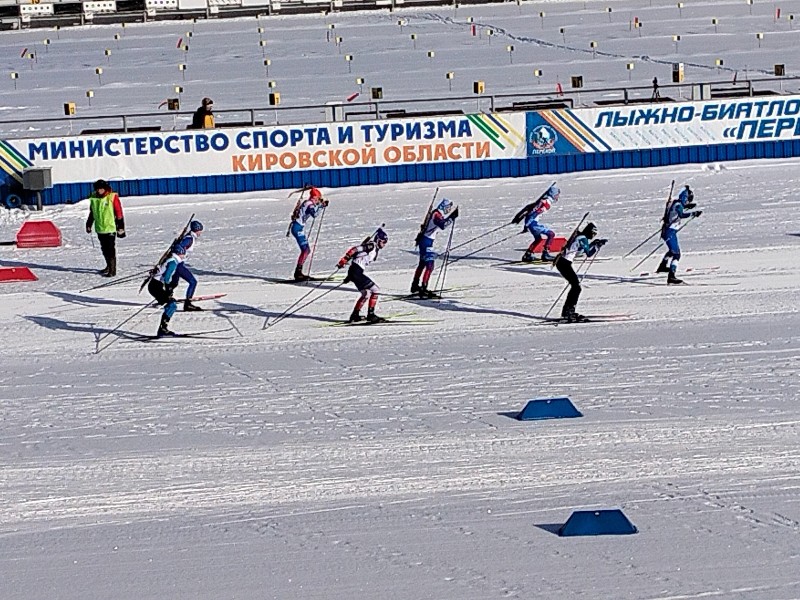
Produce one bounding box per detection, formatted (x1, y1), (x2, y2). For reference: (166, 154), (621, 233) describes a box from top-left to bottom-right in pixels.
(116, 228), (126, 238)
(322, 199), (329, 207)
(449, 206), (459, 220)
(594, 238), (608, 247)
(693, 210), (703, 218)
(86, 225), (92, 234)
(685, 203), (697, 210)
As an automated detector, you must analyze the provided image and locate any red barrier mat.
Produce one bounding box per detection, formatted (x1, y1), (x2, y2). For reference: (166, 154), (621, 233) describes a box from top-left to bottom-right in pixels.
(0, 267), (38, 282)
(16, 221), (62, 248)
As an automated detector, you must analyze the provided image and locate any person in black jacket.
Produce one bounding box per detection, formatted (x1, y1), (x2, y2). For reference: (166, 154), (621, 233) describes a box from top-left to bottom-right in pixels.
(190, 97), (215, 129)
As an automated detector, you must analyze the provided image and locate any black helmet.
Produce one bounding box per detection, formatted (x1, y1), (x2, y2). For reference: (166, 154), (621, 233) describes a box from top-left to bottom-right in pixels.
(583, 222), (598, 239)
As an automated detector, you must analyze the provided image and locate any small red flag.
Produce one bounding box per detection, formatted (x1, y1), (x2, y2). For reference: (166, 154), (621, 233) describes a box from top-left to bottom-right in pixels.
(556, 82), (564, 96)
(20, 47), (28, 58)
(346, 92), (359, 102)
(176, 37), (183, 48)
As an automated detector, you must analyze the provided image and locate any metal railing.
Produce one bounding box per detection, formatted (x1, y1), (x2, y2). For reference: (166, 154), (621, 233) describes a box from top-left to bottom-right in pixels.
(0, 76), (796, 140)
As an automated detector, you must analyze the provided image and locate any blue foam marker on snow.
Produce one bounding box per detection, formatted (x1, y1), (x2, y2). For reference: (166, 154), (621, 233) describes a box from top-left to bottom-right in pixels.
(516, 397), (582, 421)
(558, 509), (638, 537)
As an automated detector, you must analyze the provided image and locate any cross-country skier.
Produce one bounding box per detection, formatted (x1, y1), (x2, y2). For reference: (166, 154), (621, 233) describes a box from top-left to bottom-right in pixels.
(172, 219), (204, 311)
(554, 222), (607, 322)
(289, 187), (328, 281)
(337, 228), (389, 323)
(656, 185), (702, 285)
(410, 198), (459, 298)
(512, 184), (560, 262)
(147, 245), (189, 337)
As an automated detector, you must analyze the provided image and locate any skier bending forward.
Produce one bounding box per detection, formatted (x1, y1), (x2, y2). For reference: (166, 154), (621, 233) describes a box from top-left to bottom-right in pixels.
(337, 228), (389, 323)
(147, 245), (189, 337)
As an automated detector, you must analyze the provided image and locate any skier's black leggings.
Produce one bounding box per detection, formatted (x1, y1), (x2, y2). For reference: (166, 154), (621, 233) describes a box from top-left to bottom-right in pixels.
(555, 257), (581, 315)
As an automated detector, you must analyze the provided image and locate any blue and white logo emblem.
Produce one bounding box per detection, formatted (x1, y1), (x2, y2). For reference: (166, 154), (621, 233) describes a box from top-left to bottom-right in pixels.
(530, 125), (558, 153)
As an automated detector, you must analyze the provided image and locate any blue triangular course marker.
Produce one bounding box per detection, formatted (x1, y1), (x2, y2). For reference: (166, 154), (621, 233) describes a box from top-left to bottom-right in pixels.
(558, 509), (638, 537)
(517, 397), (582, 421)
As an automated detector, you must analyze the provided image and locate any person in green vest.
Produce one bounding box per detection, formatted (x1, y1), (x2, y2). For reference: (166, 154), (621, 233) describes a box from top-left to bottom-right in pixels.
(85, 179), (125, 277)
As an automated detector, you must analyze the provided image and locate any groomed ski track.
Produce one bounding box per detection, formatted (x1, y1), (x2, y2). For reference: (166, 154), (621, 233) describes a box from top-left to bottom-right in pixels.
(2, 159), (800, 599)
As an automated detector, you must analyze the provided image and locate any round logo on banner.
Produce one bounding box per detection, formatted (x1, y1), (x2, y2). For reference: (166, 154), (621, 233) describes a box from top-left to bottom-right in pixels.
(530, 125), (557, 153)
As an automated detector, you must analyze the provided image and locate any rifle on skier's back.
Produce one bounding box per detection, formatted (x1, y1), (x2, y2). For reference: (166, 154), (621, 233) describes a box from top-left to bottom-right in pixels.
(138, 213), (195, 294)
(415, 187), (439, 247)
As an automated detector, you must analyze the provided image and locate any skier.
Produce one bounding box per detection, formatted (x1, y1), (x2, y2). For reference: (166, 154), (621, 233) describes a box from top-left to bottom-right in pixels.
(554, 222), (607, 322)
(656, 185), (702, 285)
(512, 184), (560, 262)
(410, 198), (459, 298)
(289, 187), (328, 281)
(147, 245), (189, 337)
(337, 228), (389, 323)
(173, 219), (204, 311)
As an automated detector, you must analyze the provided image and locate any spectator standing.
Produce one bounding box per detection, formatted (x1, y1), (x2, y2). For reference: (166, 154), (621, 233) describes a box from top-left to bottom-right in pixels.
(85, 179), (125, 277)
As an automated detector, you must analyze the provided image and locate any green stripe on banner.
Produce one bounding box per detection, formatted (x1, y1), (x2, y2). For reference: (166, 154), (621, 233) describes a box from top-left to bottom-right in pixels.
(0, 140), (31, 169)
(466, 114), (505, 150)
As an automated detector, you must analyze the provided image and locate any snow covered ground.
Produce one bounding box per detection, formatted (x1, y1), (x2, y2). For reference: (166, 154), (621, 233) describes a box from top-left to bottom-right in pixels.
(2, 1), (800, 599)
(2, 158), (800, 599)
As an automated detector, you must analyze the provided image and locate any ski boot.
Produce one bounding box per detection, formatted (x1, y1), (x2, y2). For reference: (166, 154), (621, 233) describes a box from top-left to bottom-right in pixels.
(157, 315), (175, 337)
(184, 300), (203, 312)
(349, 310), (362, 323)
(366, 308), (385, 323)
(418, 285), (437, 299)
(293, 266), (309, 282)
(410, 279), (420, 294)
(521, 251), (534, 263)
(656, 260), (671, 274)
(667, 272), (684, 285)
(541, 251), (556, 262)
(566, 312), (589, 323)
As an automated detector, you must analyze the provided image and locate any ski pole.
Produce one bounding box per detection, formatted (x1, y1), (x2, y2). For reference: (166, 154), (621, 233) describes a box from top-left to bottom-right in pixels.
(579, 246), (603, 282)
(629, 216), (696, 272)
(266, 278), (347, 329)
(263, 267), (339, 329)
(623, 226), (663, 258)
(433, 221), (456, 296)
(303, 206), (327, 281)
(448, 221), (512, 253)
(446, 230), (522, 266)
(79, 269), (148, 293)
(95, 301), (156, 353)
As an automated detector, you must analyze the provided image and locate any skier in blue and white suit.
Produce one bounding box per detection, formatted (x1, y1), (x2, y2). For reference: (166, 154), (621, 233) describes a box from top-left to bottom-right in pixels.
(173, 219), (204, 311)
(410, 198), (459, 298)
(554, 222), (607, 322)
(147, 245), (189, 337)
(656, 185), (702, 285)
(512, 184), (560, 262)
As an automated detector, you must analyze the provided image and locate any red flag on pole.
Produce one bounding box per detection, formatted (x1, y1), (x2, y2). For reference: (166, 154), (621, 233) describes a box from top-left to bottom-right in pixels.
(556, 82), (564, 96)
(176, 37), (183, 48)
